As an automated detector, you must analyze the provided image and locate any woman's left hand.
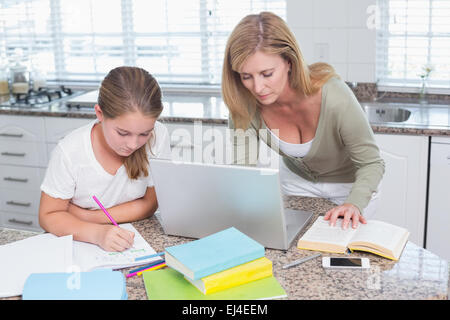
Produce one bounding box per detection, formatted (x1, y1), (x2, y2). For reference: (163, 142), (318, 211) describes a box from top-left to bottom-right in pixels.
(323, 203), (367, 229)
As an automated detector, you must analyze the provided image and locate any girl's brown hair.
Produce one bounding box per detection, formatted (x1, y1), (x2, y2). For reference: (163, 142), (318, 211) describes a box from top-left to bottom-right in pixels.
(222, 11), (339, 129)
(98, 66), (163, 180)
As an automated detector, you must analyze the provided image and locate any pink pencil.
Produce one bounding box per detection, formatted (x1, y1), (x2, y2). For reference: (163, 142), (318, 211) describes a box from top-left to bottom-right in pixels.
(92, 195), (119, 227)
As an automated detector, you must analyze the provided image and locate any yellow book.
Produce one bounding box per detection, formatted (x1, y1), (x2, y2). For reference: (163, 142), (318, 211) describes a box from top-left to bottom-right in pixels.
(297, 217), (409, 261)
(184, 257), (272, 294)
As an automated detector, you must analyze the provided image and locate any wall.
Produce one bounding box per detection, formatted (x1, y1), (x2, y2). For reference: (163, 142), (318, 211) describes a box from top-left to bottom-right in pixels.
(286, 0), (376, 83)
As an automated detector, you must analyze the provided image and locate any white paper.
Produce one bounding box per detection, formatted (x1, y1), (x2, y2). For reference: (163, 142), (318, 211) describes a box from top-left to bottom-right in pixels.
(0, 234), (73, 298)
(0, 223), (158, 297)
(72, 223), (160, 271)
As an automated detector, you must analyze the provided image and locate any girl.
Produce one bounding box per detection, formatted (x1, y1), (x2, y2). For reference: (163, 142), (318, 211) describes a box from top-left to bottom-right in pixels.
(39, 66), (171, 252)
(222, 12), (384, 229)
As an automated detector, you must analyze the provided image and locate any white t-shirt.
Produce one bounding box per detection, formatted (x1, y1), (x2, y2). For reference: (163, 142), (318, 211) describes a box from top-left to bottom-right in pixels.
(41, 120), (171, 210)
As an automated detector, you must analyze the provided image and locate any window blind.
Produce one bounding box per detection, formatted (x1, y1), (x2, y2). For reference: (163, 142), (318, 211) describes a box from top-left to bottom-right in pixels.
(376, 0), (450, 90)
(0, 0), (286, 85)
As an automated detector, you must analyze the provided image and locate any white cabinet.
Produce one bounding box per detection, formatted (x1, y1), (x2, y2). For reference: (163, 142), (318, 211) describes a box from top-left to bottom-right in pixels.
(0, 115), (91, 231)
(373, 133), (429, 246)
(426, 136), (450, 261)
(0, 115), (46, 231)
(166, 121), (228, 164)
(45, 117), (93, 159)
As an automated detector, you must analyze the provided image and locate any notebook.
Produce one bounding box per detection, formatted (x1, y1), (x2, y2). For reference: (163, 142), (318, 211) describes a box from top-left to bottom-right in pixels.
(73, 223), (160, 271)
(0, 223), (156, 298)
(0, 233), (73, 298)
(22, 269), (127, 300)
(165, 227), (265, 280)
(143, 268), (287, 300)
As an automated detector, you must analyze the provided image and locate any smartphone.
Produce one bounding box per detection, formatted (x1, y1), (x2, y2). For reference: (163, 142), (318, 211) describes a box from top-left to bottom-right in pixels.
(322, 257), (370, 269)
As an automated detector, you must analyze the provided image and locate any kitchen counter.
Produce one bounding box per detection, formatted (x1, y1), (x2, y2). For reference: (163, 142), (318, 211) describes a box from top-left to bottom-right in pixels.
(1, 93), (450, 136)
(1, 195), (448, 300)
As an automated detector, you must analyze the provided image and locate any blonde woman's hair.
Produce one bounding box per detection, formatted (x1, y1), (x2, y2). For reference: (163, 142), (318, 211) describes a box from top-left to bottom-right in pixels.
(98, 66), (163, 180)
(222, 11), (339, 129)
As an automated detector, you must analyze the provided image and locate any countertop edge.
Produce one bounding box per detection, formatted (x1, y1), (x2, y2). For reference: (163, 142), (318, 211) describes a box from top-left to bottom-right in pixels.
(2, 108), (450, 135)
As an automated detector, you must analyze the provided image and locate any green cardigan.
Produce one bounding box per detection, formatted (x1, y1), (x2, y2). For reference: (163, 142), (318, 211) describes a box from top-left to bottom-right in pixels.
(228, 77), (385, 214)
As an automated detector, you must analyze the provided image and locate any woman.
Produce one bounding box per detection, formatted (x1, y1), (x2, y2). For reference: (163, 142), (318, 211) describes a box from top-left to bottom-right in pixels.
(39, 66), (171, 251)
(222, 12), (384, 229)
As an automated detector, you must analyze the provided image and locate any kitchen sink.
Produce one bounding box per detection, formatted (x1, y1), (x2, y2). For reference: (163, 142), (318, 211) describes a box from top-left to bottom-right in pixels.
(362, 104), (412, 123)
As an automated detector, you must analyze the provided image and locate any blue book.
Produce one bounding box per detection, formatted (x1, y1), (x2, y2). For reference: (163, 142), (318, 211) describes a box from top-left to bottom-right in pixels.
(165, 227), (265, 280)
(22, 269), (127, 300)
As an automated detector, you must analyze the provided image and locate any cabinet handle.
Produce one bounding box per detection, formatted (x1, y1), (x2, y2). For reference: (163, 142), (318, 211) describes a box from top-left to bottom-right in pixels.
(170, 144), (195, 149)
(1, 152), (26, 157)
(3, 177), (29, 183)
(8, 218), (33, 226)
(0, 133), (23, 138)
(6, 200), (31, 207)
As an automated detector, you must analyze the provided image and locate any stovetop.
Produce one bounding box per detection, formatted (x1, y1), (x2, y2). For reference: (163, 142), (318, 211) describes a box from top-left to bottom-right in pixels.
(0, 86), (86, 109)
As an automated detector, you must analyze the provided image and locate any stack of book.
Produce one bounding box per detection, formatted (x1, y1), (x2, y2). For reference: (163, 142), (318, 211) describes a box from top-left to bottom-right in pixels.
(143, 227), (287, 300)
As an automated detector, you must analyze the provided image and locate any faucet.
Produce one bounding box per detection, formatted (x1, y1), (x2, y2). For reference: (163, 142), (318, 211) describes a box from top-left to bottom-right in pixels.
(346, 82), (358, 89)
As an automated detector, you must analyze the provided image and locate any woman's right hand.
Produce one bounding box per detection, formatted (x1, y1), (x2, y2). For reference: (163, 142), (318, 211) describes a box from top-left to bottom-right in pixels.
(96, 225), (135, 252)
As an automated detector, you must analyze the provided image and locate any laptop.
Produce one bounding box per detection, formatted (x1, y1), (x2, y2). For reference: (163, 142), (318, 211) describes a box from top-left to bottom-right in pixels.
(149, 159), (313, 250)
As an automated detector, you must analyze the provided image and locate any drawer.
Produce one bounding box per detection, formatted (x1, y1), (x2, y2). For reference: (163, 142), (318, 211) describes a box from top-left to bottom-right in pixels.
(0, 165), (46, 190)
(431, 136), (450, 144)
(1, 211), (43, 232)
(0, 115), (46, 142)
(0, 188), (41, 215)
(0, 140), (47, 166)
(165, 122), (213, 162)
(430, 142), (450, 166)
(45, 117), (93, 143)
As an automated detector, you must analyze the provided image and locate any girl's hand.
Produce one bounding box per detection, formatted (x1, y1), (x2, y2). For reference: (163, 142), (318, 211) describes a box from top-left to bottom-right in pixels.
(95, 225), (135, 252)
(323, 203), (367, 229)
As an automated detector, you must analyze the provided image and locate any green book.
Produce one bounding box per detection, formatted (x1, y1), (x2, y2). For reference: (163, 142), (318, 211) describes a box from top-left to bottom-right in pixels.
(143, 268), (287, 300)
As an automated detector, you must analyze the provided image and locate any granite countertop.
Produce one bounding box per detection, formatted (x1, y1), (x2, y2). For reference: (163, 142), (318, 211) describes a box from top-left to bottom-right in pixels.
(1, 93), (450, 135)
(1, 196), (448, 300)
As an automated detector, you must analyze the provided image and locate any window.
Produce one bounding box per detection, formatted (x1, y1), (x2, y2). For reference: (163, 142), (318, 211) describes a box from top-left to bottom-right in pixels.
(376, 0), (450, 91)
(0, 0), (286, 86)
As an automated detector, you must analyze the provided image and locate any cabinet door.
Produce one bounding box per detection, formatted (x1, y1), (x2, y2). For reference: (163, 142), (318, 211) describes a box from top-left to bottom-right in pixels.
(0, 165), (43, 191)
(45, 117), (93, 143)
(0, 115), (46, 143)
(0, 188), (41, 215)
(165, 122), (213, 163)
(1, 211), (43, 232)
(0, 140), (47, 167)
(426, 139), (450, 260)
(373, 134), (428, 246)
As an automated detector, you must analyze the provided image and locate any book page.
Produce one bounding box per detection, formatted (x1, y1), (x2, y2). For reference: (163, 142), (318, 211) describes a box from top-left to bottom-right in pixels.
(73, 223), (159, 271)
(349, 220), (409, 252)
(299, 217), (358, 247)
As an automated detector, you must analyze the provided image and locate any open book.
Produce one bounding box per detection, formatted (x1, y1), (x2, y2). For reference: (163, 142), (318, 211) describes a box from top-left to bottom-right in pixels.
(297, 217), (410, 260)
